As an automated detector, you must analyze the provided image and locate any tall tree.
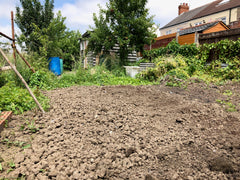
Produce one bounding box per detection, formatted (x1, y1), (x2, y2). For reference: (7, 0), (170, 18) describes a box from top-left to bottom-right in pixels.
(15, 0), (54, 52)
(88, 0), (156, 66)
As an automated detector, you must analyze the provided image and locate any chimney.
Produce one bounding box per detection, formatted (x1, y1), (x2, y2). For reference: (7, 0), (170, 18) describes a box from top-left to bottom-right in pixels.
(178, 3), (189, 15)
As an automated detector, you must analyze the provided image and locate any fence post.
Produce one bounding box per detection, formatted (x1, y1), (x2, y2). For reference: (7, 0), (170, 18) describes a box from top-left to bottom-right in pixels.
(195, 32), (199, 46)
(176, 32), (179, 43)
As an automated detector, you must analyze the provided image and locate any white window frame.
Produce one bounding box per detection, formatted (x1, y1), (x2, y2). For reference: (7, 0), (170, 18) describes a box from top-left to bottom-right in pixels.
(166, 30), (172, 35)
(217, 17), (226, 24)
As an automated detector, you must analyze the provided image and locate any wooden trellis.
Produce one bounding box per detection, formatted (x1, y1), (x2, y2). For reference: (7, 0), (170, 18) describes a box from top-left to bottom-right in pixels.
(0, 11), (44, 113)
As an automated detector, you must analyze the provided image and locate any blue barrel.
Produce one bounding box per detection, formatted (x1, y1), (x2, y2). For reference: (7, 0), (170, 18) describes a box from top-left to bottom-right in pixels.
(60, 58), (63, 74)
(48, 57), (61, 76)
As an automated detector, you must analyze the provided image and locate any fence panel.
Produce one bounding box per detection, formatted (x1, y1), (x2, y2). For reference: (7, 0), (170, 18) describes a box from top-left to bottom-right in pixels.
(199, 28), (240, 44)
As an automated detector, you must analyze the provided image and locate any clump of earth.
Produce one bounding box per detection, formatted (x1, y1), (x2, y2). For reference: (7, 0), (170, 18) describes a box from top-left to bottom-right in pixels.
(1, 82), (240, 179)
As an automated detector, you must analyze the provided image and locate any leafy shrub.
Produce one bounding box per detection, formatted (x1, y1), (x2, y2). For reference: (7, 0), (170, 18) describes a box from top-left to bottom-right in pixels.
(168, 68), (190, 80)
(29, 70), (57, 89)
(0, 82), (49, 114)
(199, 39), (240, 62)
(139, 55), (190, 81)
(142, 40), (199, 60)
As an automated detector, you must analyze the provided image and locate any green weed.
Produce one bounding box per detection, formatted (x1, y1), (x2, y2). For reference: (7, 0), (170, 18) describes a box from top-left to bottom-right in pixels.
(1, 139), (28, 148)
(223, 90), (233, 96)
(216, 99), (237, 112)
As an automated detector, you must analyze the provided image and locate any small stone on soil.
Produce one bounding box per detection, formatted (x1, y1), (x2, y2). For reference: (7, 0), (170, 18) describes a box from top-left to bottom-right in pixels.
(209, 157), (235, 174)
(14, 152), (25, 164)
(0, 156), (4, 162)
(125, 147), (136, 157)
(145, 174), (156, 180)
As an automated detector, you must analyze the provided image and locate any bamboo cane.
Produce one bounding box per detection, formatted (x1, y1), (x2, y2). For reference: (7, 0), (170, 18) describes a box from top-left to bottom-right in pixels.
(0, 48), (45, 113)
(11, 11), (16, 66)
(15, 48), (36, 73)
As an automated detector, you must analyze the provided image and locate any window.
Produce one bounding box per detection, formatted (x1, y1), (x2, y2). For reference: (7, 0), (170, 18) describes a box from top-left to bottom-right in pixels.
(195, 22), (202, 26)
(166, 30), (172, 35)
(217, 17), (226, 24)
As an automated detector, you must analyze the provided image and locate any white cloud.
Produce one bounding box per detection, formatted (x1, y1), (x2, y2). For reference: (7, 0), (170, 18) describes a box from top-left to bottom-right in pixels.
(55, 0), (107, 32)
(0, 0), (16, 19)
(0, 25), (12, 37)
(56, 0), (213, 33)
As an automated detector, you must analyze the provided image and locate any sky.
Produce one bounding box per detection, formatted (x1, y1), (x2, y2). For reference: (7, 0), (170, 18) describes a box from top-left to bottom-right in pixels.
(0, 0), (214, 40)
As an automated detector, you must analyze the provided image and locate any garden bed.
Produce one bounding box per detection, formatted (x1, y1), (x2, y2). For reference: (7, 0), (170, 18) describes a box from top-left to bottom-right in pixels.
(0, 83), (240, 179)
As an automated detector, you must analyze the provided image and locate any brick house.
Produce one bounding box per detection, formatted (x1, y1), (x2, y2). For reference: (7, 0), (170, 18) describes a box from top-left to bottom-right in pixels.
(160, 0), (240, 35)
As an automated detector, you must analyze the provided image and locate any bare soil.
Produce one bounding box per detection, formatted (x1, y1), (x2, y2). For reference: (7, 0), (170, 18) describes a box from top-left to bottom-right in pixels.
(1, 82), (240, 179)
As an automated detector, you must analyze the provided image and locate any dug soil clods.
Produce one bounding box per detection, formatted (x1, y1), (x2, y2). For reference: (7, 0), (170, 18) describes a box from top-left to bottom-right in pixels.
(0, 83), (240, 179)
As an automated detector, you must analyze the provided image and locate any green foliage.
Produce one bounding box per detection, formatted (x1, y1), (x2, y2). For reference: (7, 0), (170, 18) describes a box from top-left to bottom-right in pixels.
(29, 69), (56, 89)
(16, 1), (81, 70)
(26, 12), (81, 70)
(88, 0), (156, 65)
(223, 90), (233, 96)
(75, 65), (152, 86)
(206, 57), (240, 80)
(0, 82), (49, 114)
(142, 40), (199, 60)
(216, 99), (237, 112)
(16, 0), (54, 52)
(60, 30), (81, 70)
(199, 39), (240, 62)
(8, 161), (15, 169)
(140, 39), (240, 84)
(26, 120), (39, 133)
(2, 139), (27, 149)
(139, 55), (191, 82)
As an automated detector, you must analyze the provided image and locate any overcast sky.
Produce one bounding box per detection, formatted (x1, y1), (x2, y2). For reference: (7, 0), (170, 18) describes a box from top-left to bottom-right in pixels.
(0, 0), (214, 39)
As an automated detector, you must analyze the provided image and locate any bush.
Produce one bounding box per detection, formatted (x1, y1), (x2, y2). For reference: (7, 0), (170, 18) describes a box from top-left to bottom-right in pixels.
(142, 40), (199, 61)
(29, 70), (57, 89)
(0, 82), (49, 114)
(139, 55), (190, 81)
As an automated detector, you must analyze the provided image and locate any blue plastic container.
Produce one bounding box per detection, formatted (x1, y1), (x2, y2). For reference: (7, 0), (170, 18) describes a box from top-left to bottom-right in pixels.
(48, 57), (61, 76)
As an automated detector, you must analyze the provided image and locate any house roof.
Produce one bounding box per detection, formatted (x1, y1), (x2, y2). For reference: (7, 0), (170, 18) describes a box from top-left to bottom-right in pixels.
(179, 21), (229, 35)
(161, 4), (209, 29)
(161, 0), (240, 29)
(194, 0), (240, 19)
(81, 31), (92, 39)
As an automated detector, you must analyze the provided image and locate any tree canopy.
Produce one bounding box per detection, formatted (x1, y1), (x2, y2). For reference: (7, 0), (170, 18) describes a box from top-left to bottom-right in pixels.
(15, 0), (81, 70)
(88, 0), (156, 66)
(15, 0), (54, 52)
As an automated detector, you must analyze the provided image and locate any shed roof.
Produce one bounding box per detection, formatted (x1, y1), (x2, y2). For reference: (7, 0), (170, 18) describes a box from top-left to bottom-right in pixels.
(179, 21), (229, 35)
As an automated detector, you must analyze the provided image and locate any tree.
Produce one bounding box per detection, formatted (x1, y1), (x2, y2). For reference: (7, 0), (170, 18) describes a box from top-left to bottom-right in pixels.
(27, 12), (81, 70)
(15, 0), (54, 52)
(15, 1), (81, 70)
(88, 0), (156, 66)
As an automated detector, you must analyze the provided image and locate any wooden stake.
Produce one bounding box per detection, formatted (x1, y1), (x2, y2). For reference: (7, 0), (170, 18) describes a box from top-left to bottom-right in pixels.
(0, 48), (45, 113)
(0, 32), (13, 41)
(11, 11), (16, 66)
(15, 48), (36, 73)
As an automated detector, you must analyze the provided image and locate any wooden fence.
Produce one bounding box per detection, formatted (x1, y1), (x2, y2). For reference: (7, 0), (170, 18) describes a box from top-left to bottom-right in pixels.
(144, 28), (240, 51)
(199, 28), (240, 44)
(144, 33), (176, 50)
